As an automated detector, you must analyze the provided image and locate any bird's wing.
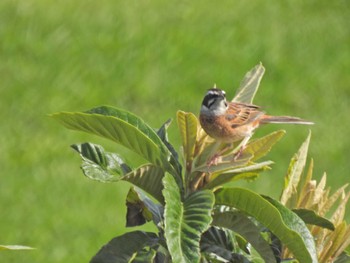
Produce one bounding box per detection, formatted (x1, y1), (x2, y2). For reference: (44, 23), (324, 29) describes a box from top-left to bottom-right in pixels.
(226, 102), (264, 127)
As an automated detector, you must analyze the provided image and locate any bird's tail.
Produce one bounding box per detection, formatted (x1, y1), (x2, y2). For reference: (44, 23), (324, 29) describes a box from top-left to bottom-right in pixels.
(260, 115), (314, 125)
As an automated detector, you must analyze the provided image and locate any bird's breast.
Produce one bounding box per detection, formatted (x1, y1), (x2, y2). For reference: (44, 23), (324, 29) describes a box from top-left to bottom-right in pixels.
(199, 114), (255, 143)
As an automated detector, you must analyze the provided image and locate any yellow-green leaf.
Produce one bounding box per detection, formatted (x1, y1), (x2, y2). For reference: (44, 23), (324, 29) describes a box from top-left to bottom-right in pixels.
(232, 62), (265, 104)
(176, 111), (198, 165)
(244, 130), (286, 161)
(215, 188), (318, 263)
(280, 131), (311, 206)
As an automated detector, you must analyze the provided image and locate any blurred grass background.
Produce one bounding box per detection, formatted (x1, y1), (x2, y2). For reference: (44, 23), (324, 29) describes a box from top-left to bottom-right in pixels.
(1, 0), (349, 262)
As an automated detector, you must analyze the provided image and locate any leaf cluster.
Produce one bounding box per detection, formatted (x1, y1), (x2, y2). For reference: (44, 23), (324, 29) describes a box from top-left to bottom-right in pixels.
(280, 133), (350, 263)
(51, 64), (349, 263)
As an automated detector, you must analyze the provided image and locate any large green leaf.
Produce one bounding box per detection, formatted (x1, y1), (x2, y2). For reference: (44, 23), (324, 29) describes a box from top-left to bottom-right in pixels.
(200, 227), (235, 261)
(280, 131), (311, 206)
(71, 142), (165, 203)
(263, 196), (318, 263)
(90, 231), (158, 263)
(215, 188), (318, 263)
(51, 106), (175, 174)
(233, 63), (265, 104)
(244, 130), (286, 161)
(292, 208), (335, 231)
(204, 161), (273, 190)
(177, 111), (198, 166)
(123, 164), (165, 204)
(71, 142), (131, 182)
(163, 174), (214, 263)
(212, 211), (277, 263)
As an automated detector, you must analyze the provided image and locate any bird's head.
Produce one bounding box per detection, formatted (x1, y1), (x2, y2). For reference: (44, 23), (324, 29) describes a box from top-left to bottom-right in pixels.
(200, 87), (228, 115)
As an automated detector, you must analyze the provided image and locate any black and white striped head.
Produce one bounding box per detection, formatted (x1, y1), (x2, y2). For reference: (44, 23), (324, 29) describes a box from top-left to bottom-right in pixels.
(201, 88), (228, 115)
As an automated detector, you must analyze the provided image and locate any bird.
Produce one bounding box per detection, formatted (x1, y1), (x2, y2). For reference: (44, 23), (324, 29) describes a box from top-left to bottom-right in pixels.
(199, 87), (313, 158)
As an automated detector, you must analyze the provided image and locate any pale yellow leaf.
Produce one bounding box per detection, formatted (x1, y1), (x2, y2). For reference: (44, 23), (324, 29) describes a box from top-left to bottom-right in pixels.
(233, 62), (265, 104)
(313, 173), (327, 207)
(331, 191), (350, 226)
(319, 184), (348, 217)
(281, 131), (311, 206)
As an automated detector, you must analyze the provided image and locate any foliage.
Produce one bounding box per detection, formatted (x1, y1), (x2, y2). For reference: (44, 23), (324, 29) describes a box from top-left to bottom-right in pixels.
(280, 132), (350, 263)
(53, 64), (349, 262)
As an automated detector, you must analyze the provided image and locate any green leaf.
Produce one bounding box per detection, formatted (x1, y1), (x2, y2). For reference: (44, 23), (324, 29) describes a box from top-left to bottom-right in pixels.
(90, 231), (158, 263)
(194, 152), (253, 174)
(71, 142), (131, 182)
(204, 172), (260, 190)
(123, 164), (165, 204)
(200, 227), (235, 261)
(334, 251), (350, 263)
(72, 142), (165, 203)
(0, 245), (34, 250)
(51, 106), (174, 174)
(233, 63), (265, 104)
(126, 187), (160, 227)
(292, 208), (335, 231)
(204, 161), (273, 190)
(263, 196), (318, 263)
(202, 251), (251, 263)
(212, 211), (277, 263)
(130, 248), (157, 263)
(163, 174), (214, 263)
(215, 188), (318, 263)
(280, 131), (311, 206)
(125, 187), (163, 227)
(177, 111), (198, 164)
(157, 118), (182, 175)
(244, 130), (286, 161)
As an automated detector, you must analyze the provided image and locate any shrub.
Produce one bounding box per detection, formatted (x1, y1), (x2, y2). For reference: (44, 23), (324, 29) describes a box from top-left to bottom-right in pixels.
(52, 64), (350, 263)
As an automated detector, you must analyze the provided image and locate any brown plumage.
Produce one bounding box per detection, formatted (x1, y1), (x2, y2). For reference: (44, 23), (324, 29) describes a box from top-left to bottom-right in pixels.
(199, 88), (313, 143)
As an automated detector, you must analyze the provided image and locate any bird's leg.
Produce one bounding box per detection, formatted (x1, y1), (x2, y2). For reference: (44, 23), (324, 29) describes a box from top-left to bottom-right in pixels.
(206, 142), (232, 166)
(232, 136), (251, 161)
(206, 143), (224, 166)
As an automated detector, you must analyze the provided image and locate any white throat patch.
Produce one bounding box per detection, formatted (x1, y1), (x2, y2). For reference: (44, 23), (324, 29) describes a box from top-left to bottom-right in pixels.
(201, 99), (227, 116)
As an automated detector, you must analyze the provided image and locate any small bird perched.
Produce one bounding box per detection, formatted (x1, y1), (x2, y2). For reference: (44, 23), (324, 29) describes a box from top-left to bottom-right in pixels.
(199, 88), (313, 149)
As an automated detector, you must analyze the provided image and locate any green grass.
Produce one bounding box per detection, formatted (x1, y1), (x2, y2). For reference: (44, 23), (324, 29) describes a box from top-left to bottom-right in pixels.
(1, 0), (349, 262)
